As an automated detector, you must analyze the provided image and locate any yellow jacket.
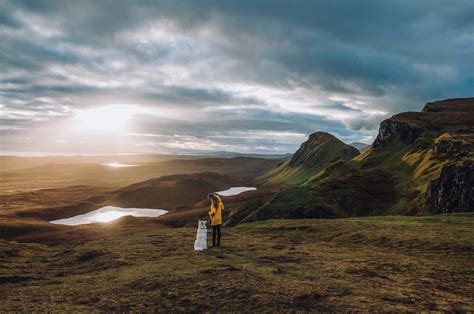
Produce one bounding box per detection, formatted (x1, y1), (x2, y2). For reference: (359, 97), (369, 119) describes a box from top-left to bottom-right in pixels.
(209, 196), (224, 225)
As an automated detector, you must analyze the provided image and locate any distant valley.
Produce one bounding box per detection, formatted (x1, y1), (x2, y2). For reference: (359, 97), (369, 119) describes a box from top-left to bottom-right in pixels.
(1, 98), (473, 242)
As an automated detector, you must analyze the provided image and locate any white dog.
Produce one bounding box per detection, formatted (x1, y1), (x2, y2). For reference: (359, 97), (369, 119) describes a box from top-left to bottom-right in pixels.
(194, 220), (208, 251)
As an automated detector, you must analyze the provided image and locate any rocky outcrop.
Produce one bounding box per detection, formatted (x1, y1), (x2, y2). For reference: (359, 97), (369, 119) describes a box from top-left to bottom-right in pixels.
(373, 119), (422, 147)
(374, 98), (474, 148)
(426, 161), (474, 213)
(433, 137), (473, 159)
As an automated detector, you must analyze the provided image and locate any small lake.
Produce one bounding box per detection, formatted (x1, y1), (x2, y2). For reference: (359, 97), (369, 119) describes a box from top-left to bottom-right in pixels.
(216, 187), (257, 196)
(49, 206), (168, 226)
(50, 187), (256, 225)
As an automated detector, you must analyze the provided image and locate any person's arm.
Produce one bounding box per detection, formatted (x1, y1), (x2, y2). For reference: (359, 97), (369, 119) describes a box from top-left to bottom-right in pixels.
(209, 203), (216, 218)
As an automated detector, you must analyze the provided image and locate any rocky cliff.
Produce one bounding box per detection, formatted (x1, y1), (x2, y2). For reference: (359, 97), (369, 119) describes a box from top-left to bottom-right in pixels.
(237, 98), (474, 224)
(426, 160), (473, 213)
(374, 98), (474, 148)
(372, 119), (422, 147)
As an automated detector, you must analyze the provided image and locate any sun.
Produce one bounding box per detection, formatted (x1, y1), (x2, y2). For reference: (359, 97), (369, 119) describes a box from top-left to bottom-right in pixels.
(74, 104), (149, 132)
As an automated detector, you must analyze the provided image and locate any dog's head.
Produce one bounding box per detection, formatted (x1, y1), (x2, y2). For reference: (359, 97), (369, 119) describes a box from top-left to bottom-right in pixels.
(198, 220), (207, 229)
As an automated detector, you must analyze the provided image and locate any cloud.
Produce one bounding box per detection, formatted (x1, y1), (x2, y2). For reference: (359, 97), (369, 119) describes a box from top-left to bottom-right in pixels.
(1, 0), (473, 154)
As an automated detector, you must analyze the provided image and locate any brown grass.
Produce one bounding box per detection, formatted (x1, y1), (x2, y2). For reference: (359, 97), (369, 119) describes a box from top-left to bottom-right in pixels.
(1, 214), (473, 311)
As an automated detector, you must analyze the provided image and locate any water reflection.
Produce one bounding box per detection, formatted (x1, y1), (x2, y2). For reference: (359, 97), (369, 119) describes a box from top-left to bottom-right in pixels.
(101, 163), (139, 168)
(216, 187), (256, 196)
(50, 206), (168, 225)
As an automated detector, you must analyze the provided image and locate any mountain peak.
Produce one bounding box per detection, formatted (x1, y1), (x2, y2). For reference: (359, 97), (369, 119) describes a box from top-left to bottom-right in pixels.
(288, 132), (359, 168)
(307, 131), (347, 143)
(308, 131), (336, 138)
(261, 131), (359, 185)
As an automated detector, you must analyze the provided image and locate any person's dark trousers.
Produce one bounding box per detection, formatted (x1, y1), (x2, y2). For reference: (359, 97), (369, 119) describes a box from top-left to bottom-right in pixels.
(212, 224), (221, 246)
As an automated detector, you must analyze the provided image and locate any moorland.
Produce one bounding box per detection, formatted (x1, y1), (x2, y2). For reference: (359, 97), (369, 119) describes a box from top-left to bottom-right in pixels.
(1, 98), (473, 311)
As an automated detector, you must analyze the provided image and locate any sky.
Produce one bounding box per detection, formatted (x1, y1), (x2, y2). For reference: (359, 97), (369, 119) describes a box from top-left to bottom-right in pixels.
(1, 0), (473, 155)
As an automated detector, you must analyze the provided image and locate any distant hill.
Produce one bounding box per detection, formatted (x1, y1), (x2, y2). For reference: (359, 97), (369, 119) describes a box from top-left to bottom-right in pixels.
(236, 98), (473, 223)
(0, 157), (282, 192)
(350, 142), (371, 153)
(4, 172), (247, 228)
(199, 151), (292, 159)
(0, 153), (288, 172)
(107, 172), (243, 210)
(260, 132), (360, 185)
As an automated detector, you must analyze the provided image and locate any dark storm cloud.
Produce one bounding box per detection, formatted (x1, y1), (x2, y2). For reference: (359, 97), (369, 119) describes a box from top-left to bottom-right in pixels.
(143, 87), (231, 105)
(0, 8), (23, 28)
(133, 108), (351, 140)
(1, 0), (473, 153)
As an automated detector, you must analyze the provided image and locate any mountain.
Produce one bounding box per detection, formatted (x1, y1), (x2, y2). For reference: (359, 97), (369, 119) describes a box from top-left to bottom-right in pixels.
(260, 132), (360, 185)
(236, 98), (473, 223)
(350, 142), (371, 153)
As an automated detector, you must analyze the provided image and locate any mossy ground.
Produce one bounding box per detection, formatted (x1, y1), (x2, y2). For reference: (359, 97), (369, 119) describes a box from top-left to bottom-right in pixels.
(1, 214), (473, 311)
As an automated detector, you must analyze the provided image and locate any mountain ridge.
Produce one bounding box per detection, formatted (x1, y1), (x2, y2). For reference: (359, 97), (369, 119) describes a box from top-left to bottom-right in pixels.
(260, 131), (359, 185)
(234, 97), (473, 223)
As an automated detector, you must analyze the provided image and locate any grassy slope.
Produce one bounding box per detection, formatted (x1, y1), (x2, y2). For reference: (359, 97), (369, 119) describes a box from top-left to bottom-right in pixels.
(1, 214), (473, 311)
(259, 132), (359, 186)
(354, 132), (469, 214)
(260, 130), (471, 220)
(259, 160), (315, 186)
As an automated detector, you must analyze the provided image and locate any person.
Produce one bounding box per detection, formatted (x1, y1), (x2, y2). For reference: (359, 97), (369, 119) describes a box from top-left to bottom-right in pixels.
(207, 193), (224, 247)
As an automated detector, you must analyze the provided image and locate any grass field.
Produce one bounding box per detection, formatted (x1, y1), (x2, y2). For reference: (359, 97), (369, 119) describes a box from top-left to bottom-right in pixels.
(1, 214), (473, 311)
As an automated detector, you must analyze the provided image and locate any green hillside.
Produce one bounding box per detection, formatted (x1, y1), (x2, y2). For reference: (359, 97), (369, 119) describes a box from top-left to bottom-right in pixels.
(251, 98), (473, 221)
(260, 132), (359, 185)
